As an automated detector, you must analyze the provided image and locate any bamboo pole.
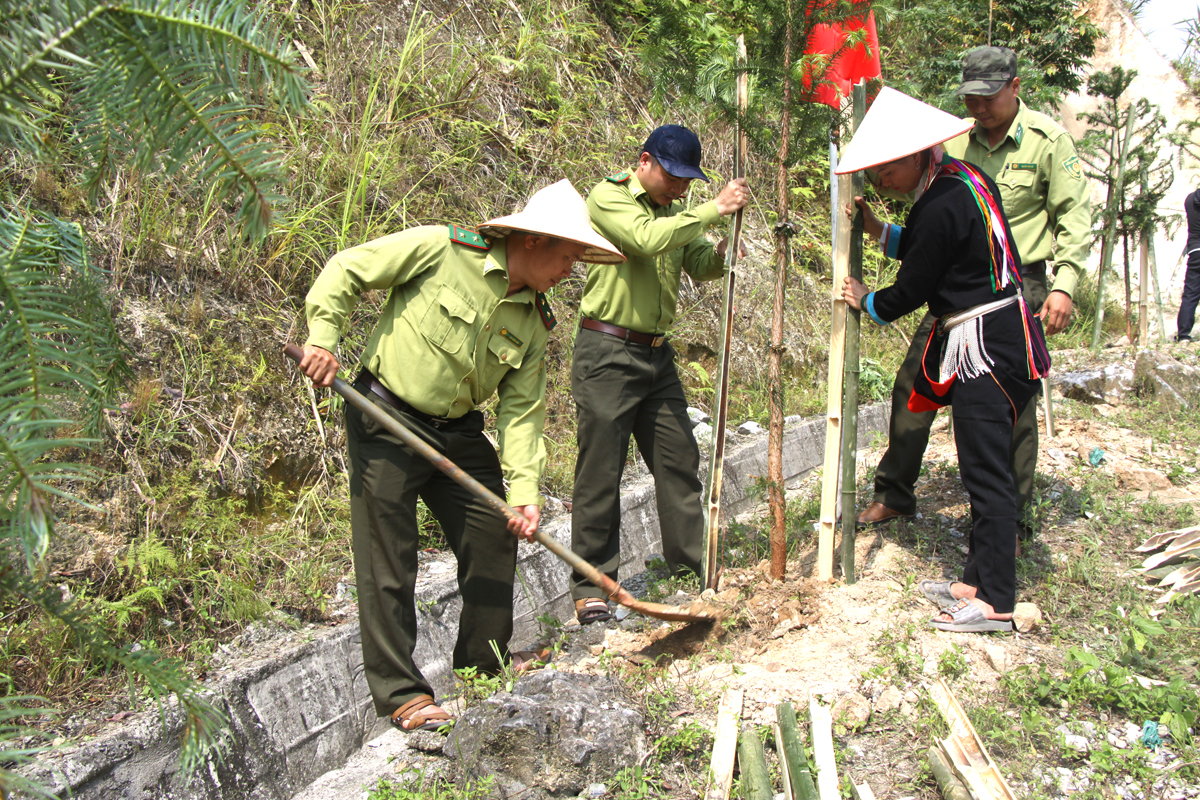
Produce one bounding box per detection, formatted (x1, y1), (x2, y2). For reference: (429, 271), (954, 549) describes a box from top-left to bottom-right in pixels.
(1140, 229), (1150, 345)
(1149, 236), (1168, 343)
(927, 747), (973, 800)
(776, 702), (818, 800)
(818, 172), (852, 580)
(767, 13), (794, 581)
(840, 82), (866, 583)
(703, 35), (749, 589)
(1092, 108), (1137, 352)
(737, 728), (773, 800)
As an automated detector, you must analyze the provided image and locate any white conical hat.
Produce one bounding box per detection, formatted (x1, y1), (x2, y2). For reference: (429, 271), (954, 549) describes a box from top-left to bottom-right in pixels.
(477, 179), (625, 264)
(835, 87), (973, 175)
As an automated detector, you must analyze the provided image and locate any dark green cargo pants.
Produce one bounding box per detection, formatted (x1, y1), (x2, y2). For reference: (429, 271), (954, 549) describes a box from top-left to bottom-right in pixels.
(569, 328), (705, 599)
(345, 388), (518, 718)
(871, 265), (1050, 526)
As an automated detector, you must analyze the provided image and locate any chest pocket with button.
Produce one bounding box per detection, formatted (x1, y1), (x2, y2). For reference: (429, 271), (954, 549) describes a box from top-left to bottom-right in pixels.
(997, 166), (1039, 223)
(420, 283), (477, 354)
(485, 332), (526, 379)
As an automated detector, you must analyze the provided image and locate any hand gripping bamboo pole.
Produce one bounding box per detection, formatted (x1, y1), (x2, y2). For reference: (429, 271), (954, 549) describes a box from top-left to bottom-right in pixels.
(703, 34), (748, 589)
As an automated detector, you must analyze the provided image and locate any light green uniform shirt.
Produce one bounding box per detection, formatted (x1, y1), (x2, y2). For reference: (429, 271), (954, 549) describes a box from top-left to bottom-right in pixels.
(304, 225), (550, 507)
(582, 172), (725, 335)
(943, 98), (1091, 298)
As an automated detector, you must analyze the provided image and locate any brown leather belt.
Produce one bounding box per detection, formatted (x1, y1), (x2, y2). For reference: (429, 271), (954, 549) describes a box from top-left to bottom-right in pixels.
(580, 318), (665, 347)
(355, 369), (454, 429)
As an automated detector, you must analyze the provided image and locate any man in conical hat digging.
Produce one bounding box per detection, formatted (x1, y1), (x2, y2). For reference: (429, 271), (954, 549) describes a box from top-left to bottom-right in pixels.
(298, 180), (623, 729)
(837, 88), (1051, 632)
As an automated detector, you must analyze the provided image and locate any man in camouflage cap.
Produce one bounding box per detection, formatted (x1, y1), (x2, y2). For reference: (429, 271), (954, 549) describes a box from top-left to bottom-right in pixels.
(856, 46), (1091, 547)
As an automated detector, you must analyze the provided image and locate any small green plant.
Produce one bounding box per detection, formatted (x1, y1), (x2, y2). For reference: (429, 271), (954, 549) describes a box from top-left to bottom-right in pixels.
(367, 773), (496, 799)
(937, 645), (969, 680)
(451, 665), (504, 706)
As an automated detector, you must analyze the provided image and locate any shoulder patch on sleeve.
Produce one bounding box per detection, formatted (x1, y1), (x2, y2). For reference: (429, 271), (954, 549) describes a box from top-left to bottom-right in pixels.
(448, 224), (490, 250)
(605, 171), (631, 184)
(1063, 155), (1083, 180)
(535, 292), (557, 331)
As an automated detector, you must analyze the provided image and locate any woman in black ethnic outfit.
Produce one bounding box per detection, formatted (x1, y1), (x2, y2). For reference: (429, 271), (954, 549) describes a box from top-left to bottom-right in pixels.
(836, 88), (1051, 632)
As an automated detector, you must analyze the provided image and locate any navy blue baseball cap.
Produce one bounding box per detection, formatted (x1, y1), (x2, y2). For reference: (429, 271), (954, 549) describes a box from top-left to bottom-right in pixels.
(642, 125), (711, 183)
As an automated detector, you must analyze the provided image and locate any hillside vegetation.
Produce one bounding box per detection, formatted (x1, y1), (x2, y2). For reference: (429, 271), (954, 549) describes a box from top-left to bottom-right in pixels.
(0, 0), (1117, 747)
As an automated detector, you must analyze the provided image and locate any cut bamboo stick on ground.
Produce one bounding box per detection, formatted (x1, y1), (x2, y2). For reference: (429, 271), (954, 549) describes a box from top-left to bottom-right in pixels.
(928, 678), (1016, 800)
(808, 698), (840, 800)
(777, 702), (818, 800)
(849, 781), (876, 800)
(817, 172), (854, 580)
(1136, 525), (1200, 552)
(927, 746), (972, 800)
(707, 688), (744, 800)
(737, 727), (772, 800)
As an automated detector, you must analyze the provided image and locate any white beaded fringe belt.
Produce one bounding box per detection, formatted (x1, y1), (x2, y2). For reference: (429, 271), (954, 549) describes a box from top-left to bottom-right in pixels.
(939, 295), (1018, 381)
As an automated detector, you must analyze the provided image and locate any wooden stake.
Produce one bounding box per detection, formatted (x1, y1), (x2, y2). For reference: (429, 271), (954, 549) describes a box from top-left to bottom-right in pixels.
(704, 35), (749, 589)
(1149, 234), (1168, 343)
(849, 782), (877, 800)
(808, 698), (839, 800)
(818, 172), (853, 580)
(706, 688), (744, 800)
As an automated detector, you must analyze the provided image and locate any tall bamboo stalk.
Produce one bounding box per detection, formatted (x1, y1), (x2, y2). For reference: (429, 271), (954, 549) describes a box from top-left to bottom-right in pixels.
(839, 83), (865, 584)
(767, 12), (794, 581)
(1149, 236), (1168, 343)
(1140, 230), (1150, 344)
(1092, 108), (1136, 352)
(703, 35), (748, 589)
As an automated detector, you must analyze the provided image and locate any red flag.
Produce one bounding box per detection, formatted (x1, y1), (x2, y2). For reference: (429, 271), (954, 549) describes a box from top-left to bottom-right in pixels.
(802, 3), (881, 108)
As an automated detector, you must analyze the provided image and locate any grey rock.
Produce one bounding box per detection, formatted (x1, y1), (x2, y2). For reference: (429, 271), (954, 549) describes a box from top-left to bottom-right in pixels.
(445, 671), (647, 800)
(1134, 349), (1200, 411)
(687, 406), (711, 425)
(1055, 364), (1135, 404)
(737, 421), (765, 435)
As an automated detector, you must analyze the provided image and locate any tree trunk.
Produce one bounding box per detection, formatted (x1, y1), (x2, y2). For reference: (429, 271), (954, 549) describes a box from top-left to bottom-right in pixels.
(767, 12), (793, 581)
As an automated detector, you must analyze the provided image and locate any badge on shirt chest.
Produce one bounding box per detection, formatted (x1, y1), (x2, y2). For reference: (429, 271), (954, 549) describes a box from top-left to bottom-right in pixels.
(499, 327), (524, 347)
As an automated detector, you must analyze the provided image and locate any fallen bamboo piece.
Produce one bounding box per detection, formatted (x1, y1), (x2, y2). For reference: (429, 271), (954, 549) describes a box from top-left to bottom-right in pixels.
(707, 688), (744, 800)
(849, 781), (876, 800)
(737, 727), (772, 800)
(927, 746), (972, 800)
(1136, 525), (1200, 552)
(1141, 530), (1200, 570)
(808, 698), (839, 800)
(818, 172), (854, 580)
(928, 678), (1016, 800)
(777, 702), (818, 800)
(774, 724), (794, 800)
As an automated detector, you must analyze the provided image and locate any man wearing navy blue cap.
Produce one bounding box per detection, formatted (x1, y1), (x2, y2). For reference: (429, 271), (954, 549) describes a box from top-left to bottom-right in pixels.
(569, 125), (750, 624)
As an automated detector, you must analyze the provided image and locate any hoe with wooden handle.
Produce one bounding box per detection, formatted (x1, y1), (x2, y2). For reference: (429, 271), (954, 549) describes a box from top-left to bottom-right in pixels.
(284, 344), (722, 625)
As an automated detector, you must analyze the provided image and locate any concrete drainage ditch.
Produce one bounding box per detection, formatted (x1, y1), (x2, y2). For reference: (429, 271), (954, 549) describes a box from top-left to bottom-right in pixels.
(23, 404), (888, 800)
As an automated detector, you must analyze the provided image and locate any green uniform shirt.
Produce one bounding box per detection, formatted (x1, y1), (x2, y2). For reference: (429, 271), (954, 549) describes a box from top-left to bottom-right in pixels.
(582, 171), (725, 335)
(304, 225), (550, 507)
(943, 98), (1091, 298)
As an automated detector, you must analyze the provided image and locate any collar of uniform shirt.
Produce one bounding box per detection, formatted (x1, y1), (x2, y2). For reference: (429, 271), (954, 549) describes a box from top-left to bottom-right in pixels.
(973, 97), (1028, 154)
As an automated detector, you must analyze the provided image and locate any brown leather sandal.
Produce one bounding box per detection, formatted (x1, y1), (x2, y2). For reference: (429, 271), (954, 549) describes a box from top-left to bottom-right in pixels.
(390, 694), (453, 732)
(575, 597), (613, 625)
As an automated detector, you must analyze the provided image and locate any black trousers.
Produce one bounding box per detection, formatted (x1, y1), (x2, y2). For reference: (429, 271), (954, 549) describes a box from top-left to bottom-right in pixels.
(1176, 189), (1200, 339)
(569, 327), (705, 599)
(952, 307), (1040, 614)
(345, 390), (518, 718)
(872, 266), (1048, 525)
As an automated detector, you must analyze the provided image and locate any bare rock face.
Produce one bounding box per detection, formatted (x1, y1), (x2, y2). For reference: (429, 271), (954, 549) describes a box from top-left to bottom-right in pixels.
(445, 670), (647, 799)
(1133, 349), (1200, 412)
(1055, 365), (1134, 404)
